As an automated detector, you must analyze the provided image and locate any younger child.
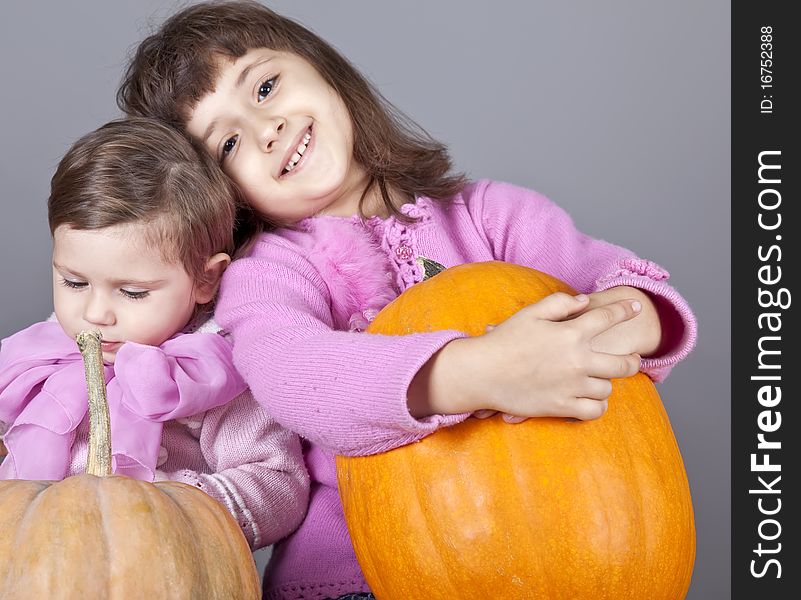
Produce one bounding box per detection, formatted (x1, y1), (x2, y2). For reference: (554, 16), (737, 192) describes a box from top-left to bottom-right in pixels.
(0, 117), (309, 551)
(118, 2), (697, 598)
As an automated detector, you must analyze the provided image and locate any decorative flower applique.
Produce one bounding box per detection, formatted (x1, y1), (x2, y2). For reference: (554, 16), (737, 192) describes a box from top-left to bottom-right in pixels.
(383, 198), (434, 290)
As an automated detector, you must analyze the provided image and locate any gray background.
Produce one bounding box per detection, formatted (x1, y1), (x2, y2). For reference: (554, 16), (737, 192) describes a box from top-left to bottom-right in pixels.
(0, 1), (730, 597)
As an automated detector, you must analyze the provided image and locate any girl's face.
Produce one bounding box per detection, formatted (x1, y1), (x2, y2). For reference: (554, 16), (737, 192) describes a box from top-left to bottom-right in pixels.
(187, 49), (369, 225)
(52, 224), (203, 364)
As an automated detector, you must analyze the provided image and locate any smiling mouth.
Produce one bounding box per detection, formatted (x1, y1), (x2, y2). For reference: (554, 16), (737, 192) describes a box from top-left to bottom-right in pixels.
(100, 341), (121, 352)
(282, 130), (312, 174)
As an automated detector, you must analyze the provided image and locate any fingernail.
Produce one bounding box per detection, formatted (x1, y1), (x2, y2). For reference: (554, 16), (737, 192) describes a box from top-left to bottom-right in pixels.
(631, 300), (642, 312)
(574, 294), (588, 302)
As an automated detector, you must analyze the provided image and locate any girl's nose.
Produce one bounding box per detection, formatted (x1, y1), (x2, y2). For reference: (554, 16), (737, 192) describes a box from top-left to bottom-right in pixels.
(259, 116), (287, 152)
(83, 293), (115, 326)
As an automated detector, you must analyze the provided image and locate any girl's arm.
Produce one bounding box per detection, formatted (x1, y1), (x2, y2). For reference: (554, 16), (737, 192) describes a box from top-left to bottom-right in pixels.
(215, 242), (471, 456)
(470, 179), (697, 381)
(159, 390), (310, 551)
(408, 180), (696, 421)
(408, 292), (643, 421)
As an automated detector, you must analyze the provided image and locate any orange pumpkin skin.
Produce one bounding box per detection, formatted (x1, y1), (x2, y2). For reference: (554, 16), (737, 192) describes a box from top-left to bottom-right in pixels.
(0, 475), (261, 599)
(336, 261), (695, 600)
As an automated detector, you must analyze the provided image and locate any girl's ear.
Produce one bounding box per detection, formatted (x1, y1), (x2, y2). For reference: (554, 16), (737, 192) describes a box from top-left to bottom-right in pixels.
(195, 252), (231, 304)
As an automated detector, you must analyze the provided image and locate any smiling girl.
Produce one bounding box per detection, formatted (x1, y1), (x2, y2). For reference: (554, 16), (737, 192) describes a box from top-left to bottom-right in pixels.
(0, 117), (309, 552)
(118, 2), (697, 598)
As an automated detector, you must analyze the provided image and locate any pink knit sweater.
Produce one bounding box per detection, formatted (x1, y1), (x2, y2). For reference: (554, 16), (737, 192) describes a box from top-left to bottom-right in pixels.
(214, 180), (698, 599)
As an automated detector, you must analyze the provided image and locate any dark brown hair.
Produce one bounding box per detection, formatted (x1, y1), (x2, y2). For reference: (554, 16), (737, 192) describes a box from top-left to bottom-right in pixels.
(49, 117), (259, 290)
(117, 0), (468, 220)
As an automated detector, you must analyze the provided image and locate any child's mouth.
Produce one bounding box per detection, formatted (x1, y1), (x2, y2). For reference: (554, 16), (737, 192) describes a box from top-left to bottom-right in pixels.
(282, 130), (312, 175)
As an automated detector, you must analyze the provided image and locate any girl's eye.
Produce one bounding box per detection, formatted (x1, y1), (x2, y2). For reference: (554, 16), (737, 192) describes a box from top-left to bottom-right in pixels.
(257, 76), (278, 102)
(60, 278), (87, 290)
(220, 135), (238, 161)
(120, 289), (149, 301)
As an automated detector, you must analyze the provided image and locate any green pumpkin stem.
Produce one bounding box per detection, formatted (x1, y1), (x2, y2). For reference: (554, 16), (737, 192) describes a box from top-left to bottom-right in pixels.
(76, 330), (113, 477)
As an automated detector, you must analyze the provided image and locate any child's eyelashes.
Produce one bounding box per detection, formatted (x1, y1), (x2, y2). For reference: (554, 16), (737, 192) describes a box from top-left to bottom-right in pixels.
(58, 278), (149, 301)
(257, 75), (278, 103)
(120, 289), (149, 301)
(60, 278), (86, 290)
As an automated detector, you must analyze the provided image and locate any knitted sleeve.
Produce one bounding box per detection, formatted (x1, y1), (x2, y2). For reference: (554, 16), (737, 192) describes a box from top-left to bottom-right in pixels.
(214, 238), (469, 457)
(468, 179), (697, 381)
(167, 390), (310, 550)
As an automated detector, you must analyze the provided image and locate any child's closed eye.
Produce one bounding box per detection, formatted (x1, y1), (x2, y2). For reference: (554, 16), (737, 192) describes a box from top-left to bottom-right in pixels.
(120, 289), (149, 301)
(60, 278), (87, 290)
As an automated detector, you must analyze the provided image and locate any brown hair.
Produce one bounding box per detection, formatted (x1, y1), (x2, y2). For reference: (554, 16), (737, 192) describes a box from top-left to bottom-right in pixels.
(48, 117), (259, 292)
(117, 0), (468, 220)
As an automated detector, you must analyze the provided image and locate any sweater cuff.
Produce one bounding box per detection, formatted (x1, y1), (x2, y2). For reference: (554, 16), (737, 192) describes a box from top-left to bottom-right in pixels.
(171, 470), (260, 549)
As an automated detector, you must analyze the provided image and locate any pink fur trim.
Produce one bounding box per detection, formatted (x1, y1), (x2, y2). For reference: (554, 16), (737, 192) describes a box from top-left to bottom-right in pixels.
(292, 217), (399, 331)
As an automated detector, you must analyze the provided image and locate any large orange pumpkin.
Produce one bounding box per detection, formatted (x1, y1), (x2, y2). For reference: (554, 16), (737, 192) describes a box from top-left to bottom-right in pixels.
(336, 261), (695, 599)
(0, 331), (261, 599)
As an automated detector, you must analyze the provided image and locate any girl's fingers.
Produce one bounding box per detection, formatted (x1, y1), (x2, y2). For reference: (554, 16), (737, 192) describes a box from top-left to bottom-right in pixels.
(523, 292), (590, 322)
(572, 299), (642, 338)
(586, 351), (641, 379)
(502, 414), (528, 424)
(578, 377), (614, 401)
(570, 398), (609, 421)
(473, 409), (497, 419)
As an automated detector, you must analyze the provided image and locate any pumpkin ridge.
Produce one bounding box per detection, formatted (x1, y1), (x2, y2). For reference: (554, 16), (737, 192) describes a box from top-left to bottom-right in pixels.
(410, 445), (463, 596)
(166, 483), (259, 598)
(0, 484), (45, 592)
(361, 471), (396, 597)
(8, 482), (51, 589)
(176, 485), (243, 597)
(93, 477), (115, 600)
(151, 482), (209, 598)
(608, 389), (646, 596)
(498, 419), (539, 594)
(588, 427), (630, 597)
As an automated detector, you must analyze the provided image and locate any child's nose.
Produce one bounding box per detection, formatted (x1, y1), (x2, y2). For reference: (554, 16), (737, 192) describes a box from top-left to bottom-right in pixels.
(83, 292), (115, 326)
(259, 116), (287, 152)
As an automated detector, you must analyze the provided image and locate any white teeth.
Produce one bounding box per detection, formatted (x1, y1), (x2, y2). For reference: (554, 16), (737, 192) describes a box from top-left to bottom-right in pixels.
(283, 132), (312, 173)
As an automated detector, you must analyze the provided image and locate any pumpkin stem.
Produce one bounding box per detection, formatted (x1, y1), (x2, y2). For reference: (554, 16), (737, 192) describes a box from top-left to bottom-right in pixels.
(76, 330), (113, 477)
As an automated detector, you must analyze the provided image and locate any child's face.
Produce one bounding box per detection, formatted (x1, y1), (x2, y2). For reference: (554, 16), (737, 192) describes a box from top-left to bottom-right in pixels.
(186, 49), (368, 225)
(52, 224), (200, 364)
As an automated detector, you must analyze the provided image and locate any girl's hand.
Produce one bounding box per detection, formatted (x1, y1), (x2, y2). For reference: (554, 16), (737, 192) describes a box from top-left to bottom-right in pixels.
(409, 292), (642, 421)
(578, 286), (662, 357)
